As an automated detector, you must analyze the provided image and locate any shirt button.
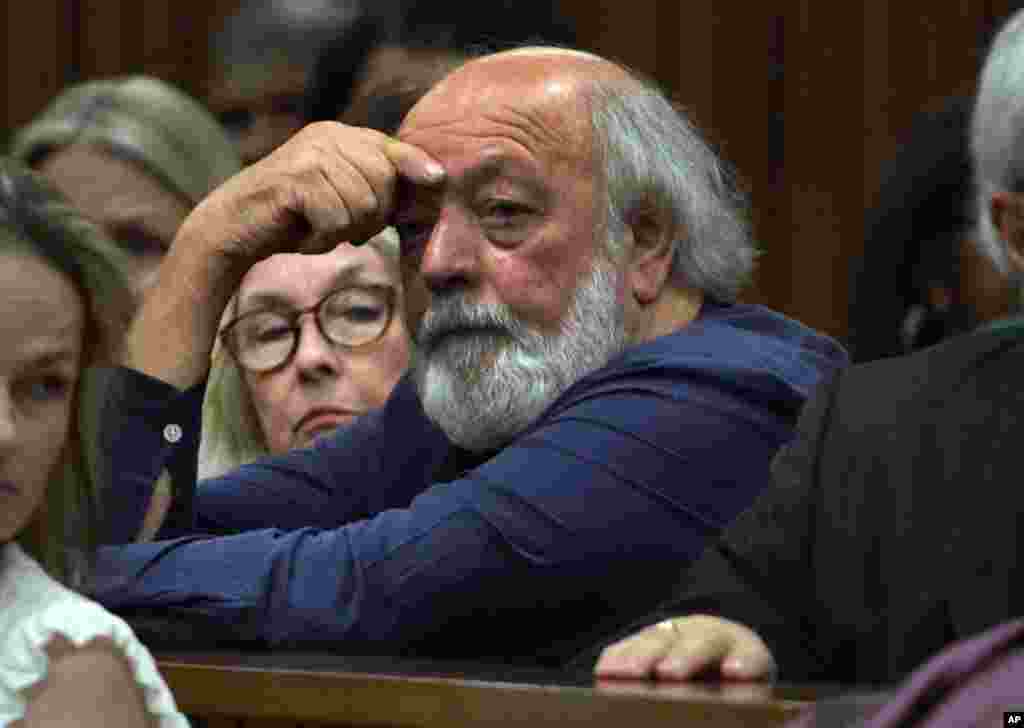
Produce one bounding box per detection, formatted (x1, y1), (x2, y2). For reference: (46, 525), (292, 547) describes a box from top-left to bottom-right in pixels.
(163, 424), (183, 444)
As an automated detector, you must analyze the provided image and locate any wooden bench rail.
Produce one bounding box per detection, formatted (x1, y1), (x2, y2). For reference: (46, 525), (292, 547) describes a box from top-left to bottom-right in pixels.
(157, 657), (807, 728)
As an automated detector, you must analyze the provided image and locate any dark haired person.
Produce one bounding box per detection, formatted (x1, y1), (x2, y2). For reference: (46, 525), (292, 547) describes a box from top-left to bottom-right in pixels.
(595, 8), (1024, 687)
(208, 0), (382, 164)
(304, 0), (579, 128)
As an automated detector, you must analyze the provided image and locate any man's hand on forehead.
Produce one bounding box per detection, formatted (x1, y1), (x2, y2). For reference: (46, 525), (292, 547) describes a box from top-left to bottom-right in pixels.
(173, 121), (445, 268)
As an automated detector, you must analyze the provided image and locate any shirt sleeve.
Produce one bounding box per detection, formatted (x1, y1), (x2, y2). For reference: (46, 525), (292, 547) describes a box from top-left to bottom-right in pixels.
(92, 364), (796, 661)
(84, 366), (205, 545)
(88, 367), (455, 542)
(188, 374), (456, 536)
(4, 596), (191, 727)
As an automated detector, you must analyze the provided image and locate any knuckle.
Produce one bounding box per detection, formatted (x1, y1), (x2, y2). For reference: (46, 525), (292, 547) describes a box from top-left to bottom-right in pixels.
(301, 120), (339, 138)
(269, 181), (302, 217)
(358, 188), (381, 217)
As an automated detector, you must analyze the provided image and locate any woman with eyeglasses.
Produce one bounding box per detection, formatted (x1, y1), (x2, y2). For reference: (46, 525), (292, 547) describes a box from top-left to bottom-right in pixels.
(93, 230), (411, 543)
(199, 229), (409, 479)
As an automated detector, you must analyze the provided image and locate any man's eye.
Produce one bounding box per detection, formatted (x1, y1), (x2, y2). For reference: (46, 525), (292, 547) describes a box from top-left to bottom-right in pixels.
(394, 221), (432, 255)
(482, 201), (531, 225)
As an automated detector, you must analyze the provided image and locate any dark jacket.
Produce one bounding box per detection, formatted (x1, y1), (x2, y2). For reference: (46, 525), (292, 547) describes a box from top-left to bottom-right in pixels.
(585, 321), (1024, 684)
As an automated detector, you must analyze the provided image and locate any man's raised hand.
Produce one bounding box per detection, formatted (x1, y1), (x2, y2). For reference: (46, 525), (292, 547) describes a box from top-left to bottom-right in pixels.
(176, 121), (444, 268)
(126, 122), (443, 393)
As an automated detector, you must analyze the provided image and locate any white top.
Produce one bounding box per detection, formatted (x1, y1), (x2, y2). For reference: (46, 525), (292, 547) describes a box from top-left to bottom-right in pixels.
(0, 542), (190, 726)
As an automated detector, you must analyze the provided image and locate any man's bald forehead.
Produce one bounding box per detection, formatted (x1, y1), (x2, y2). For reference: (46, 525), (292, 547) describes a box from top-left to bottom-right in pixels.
(438, 46), (631, 93)
(472, 46), (612, 68)
(398, 46), (631, 144)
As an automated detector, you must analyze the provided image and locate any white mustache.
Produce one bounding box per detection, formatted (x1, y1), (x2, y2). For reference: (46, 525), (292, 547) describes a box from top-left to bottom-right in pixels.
(416, 299), (522, 350)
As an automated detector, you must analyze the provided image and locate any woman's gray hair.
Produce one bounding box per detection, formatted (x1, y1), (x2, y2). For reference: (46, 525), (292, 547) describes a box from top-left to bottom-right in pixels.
(588, 75), (755, 302)
(972, 9), (1024, 273)
(10, 76), (241, 207)
(198, 228), (401, 480)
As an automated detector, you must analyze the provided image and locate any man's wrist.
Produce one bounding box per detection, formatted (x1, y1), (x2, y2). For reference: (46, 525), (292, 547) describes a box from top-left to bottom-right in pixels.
(125, 221), (245, 390)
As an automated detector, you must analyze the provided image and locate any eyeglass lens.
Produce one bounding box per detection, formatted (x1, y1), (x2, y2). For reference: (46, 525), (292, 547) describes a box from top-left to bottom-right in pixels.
(230, 286), (392, 371)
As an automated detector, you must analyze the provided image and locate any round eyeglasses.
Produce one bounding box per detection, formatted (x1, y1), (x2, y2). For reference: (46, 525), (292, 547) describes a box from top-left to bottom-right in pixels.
(220, 285), (396, 372)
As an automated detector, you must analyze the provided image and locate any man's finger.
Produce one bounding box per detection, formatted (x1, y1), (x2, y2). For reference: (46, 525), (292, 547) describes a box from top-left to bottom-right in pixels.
(720, 644), (777, 681)
(594, 630), (675, 678)
(651, 631), (733, 680)
(382, 138), (445, 185)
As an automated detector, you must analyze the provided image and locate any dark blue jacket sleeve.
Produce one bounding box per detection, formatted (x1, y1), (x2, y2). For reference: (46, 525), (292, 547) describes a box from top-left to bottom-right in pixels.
(188, 374), (455, 535)
(89, 367), (205, 544)
(91, 367), (455, 542)
(92, 364), (791, 657)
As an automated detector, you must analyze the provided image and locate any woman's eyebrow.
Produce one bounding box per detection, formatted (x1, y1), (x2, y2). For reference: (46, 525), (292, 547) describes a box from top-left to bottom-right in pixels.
(237, 264), (393, 314)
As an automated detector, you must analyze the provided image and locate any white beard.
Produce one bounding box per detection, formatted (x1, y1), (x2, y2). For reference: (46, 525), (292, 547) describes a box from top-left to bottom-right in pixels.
(412, 256), (628, 452)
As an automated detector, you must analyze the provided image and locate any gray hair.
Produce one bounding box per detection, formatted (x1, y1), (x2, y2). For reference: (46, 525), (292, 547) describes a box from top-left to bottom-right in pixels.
(198, 228), (401, 479)
(588, 76), (755, 302)
(972, 9), (1024, 273)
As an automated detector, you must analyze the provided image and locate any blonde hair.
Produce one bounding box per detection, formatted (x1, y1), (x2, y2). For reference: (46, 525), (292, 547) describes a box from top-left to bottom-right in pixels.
(198, 228), (401, 479)
(10, 76), (240, 207)
(0, 158), (134, 586)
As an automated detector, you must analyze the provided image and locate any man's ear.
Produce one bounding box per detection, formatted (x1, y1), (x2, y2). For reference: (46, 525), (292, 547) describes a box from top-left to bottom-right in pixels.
(991, 191), (1024, 273)
(625, 205), (676, 305)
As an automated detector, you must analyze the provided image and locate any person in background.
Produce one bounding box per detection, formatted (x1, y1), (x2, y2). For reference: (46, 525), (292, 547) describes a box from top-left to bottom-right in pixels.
(208, 0), (386, 165)
(304, 0), (578, 127)
(9, 76), (241, 301)
(847, 95), (982, 362)
(0, 158), (188, 726)
(199, 81), (423, 486)
(198, 228), (409, 480)
(593, 7), (1024, 686)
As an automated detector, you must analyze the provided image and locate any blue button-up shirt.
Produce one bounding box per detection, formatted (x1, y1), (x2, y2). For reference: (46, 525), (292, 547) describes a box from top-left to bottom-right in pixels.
(91, 302), (847, 663)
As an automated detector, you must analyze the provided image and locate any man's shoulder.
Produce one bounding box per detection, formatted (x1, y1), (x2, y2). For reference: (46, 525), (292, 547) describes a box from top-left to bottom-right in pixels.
(625, 301), (841, 361)
(824, 322), (1024, 432)
(840, 322), (1024, 396)
(605, 302), (846, 388)
(550, 302), (847, 421)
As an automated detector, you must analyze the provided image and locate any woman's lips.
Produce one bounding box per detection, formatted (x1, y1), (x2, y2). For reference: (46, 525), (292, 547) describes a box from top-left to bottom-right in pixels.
(0, 480), (18, 497)
(295, 410), (360, 441)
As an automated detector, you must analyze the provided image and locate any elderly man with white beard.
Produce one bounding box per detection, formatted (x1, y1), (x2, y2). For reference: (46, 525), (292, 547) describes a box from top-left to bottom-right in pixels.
(89, 47), (846, 663)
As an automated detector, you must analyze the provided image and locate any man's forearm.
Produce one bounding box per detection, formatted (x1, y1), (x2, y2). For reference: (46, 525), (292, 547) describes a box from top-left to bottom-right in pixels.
(124, 221), (243, 390)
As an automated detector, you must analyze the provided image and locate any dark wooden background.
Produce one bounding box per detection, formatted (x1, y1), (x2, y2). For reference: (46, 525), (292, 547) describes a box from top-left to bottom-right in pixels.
(3, 0), (1021, 338)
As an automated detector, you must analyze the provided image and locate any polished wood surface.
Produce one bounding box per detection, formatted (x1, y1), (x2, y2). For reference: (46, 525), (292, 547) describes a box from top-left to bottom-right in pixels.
(156, 652), (813, 728)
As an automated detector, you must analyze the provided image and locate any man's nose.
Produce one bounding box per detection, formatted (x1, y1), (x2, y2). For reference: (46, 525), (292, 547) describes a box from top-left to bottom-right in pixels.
(418, 208), (481, 296)
(292, 316), (341, 381)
